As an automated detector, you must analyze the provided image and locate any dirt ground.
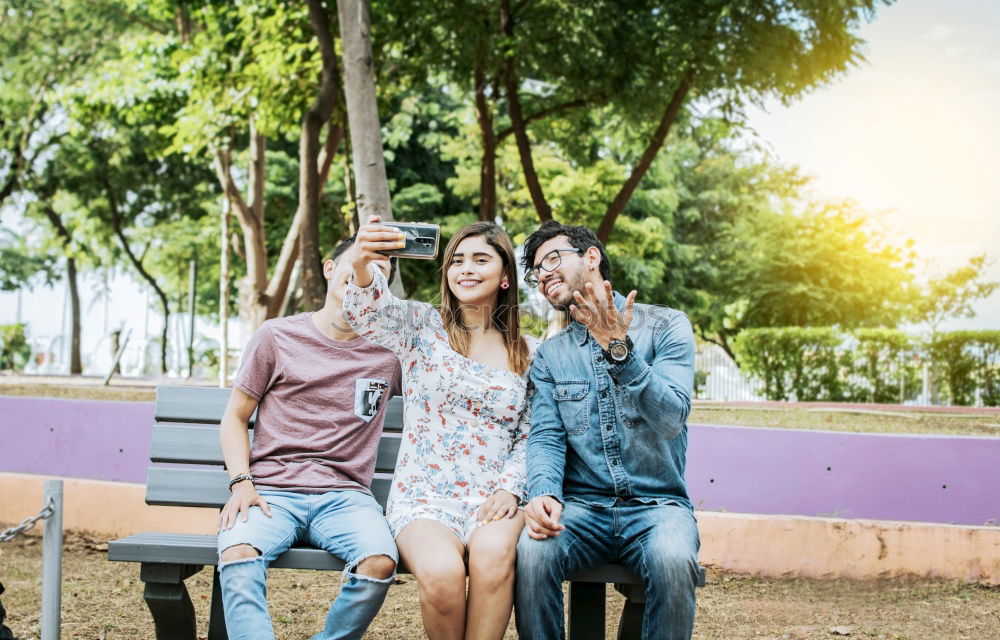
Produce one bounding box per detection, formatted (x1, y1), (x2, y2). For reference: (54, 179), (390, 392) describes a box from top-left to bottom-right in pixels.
(1, 534), (997, 640)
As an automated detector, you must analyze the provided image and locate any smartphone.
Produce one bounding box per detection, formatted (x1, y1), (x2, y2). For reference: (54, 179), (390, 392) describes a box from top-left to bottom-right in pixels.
(379, 222), (441, 260)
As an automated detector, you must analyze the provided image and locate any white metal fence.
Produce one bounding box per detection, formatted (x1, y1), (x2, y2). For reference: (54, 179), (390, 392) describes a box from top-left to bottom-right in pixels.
(694, 343), (765, 402)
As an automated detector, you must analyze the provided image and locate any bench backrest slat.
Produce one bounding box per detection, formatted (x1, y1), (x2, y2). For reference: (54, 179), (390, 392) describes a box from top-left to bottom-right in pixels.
(155, 386), (238, 424)
(147, 386), (404, 510)
(153, 385), (404, 433)
(146, 467), (393, 509)
(150, 424), (402, 473)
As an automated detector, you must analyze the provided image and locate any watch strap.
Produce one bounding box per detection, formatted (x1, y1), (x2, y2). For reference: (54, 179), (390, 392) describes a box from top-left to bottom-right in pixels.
(602, 335), (633, 364)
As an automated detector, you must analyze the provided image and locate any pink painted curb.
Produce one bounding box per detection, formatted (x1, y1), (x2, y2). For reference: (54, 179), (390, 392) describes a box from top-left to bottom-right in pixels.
(2, 472), (997, 584)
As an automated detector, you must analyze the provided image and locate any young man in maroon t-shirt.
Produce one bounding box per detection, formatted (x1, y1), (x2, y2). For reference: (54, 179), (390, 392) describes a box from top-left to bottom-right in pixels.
(215, 237), (402, 640)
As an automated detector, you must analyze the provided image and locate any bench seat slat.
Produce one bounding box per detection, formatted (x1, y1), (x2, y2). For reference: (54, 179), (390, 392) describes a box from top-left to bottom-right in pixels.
(108, 533), (348, 570)
(146, 468), (392, 508)
(107, 533), (671, 584)
(150, 425), (402, 472)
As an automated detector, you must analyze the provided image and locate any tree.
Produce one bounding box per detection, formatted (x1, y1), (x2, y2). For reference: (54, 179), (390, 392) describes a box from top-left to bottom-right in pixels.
(701, 202), (917, 358)
(337, 0), (398, 232)
(45, 60), (218, 374)
(0, 231), (56, 291)
(381, 0), (892, 241)
(154, 0), (348, 327)
(0, 0), (141, 373)
(916, 255), (999, 334)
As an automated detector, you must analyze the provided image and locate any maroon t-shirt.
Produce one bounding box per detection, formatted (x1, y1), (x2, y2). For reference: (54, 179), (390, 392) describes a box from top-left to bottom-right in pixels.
(233, 312), (401, 494)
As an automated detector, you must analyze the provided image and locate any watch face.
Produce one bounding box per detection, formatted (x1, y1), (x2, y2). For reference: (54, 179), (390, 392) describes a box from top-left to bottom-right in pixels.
(609, 341), (629, 361)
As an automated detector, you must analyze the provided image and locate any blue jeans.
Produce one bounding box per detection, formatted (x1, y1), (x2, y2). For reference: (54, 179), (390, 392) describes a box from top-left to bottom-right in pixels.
(216, 489), (398, 640)
(515, 501), (699, 640)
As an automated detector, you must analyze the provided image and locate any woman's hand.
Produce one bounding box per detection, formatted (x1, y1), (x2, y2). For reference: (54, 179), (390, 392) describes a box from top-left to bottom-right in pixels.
(476, 489), (519, 524)
(351, 215), (405, 287)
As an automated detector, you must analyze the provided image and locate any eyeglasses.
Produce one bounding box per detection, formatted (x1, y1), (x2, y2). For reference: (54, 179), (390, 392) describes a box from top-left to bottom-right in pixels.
(524, 248), (584, 288)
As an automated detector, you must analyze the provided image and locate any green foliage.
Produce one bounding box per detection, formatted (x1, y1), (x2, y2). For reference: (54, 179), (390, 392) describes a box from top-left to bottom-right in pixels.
(845, 329), (920, 404)
(928, 331), (1000, 407)
(734, 328), (1000, 406)
(9, 0), (983, 368)
(916, 255), (999, 332)
(732, 327), (844, 401)
(156, 1), (322, 153)
(0, 323), (31, 372)
(723, 202), (917, 330)
(0, 0), (139, 202)
(0, 231), (57, 290)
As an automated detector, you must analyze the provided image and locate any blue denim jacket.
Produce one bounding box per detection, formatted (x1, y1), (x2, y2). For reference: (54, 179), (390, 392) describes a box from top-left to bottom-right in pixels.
(526, 292), (695, 510)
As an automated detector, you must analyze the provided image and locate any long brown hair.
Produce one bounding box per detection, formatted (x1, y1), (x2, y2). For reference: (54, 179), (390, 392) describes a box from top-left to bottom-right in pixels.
(439, 222), (531, 375)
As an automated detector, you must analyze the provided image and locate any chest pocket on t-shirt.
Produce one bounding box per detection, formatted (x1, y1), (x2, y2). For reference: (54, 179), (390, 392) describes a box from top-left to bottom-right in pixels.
(553, 381), (590, 435)
(354, 378), (389, 421)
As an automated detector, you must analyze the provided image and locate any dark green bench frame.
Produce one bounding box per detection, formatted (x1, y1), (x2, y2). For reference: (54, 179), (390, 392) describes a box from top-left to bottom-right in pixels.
(108, 385), (704, 639)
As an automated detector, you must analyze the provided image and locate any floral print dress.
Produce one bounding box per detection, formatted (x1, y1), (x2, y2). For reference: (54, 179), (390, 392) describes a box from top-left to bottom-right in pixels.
(343, 268), (538, 543)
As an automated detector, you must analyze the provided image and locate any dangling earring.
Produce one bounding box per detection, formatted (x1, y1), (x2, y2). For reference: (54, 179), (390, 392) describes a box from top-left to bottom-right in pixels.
(500, 278), (510, 290)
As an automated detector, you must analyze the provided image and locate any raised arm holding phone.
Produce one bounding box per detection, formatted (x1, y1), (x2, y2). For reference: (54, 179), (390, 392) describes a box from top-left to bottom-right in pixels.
(343, 216), (537, 640)
(213, 236), (402, 640)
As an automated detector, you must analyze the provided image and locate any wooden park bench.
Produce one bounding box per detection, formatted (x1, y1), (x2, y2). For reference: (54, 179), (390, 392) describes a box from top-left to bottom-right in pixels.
(108, 385), (705, 639)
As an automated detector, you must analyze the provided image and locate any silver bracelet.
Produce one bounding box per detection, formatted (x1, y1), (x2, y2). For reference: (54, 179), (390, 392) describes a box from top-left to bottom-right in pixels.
(228, 473), (254, 491)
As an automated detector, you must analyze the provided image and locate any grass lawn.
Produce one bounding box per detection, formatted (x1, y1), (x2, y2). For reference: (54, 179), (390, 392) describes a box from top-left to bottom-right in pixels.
(690, 406), (1000, 437)
(3, 379), (999, 436)
(1, 534), (997, 639)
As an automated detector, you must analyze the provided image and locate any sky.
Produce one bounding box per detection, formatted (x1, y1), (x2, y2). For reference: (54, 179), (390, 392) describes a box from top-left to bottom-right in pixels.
(2, 0), (998, 371)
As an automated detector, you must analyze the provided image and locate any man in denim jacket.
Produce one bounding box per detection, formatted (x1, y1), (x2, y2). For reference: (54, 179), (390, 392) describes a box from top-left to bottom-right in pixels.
(515, 220), (699, 640)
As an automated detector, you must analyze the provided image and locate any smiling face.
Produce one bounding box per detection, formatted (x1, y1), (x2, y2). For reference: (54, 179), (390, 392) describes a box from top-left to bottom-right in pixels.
(531, 235), (592, 312)
(446, 234), (506, 306)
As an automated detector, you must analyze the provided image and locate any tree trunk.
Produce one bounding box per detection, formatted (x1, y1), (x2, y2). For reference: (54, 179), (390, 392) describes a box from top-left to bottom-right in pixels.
(500, 0), (551, 224)
(219, 195), (230, 387)
(337, 0), (405, 297)
(103, 176), (172, 374)
(596, 69), (694, 243)
(39, 205), (82, 374)
(336, 0), (394, 226)
(300, 0), (345, 310)
(66, 257), (82, 374)
(342, 148), (357, 234)
(474, 59), (497, 222)
(213, 124), (301, 331)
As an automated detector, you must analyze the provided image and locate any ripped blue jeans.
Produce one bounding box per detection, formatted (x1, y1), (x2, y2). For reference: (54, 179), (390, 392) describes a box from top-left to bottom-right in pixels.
(217, 488), (398, 640)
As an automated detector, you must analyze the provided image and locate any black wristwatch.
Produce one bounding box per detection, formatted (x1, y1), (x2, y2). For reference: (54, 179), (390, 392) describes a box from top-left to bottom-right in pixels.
(602, 335), (633, 364)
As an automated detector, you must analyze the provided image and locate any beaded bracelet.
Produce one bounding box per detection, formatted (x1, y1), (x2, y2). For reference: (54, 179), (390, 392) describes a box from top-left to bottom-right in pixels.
(228, 473), (255, 491)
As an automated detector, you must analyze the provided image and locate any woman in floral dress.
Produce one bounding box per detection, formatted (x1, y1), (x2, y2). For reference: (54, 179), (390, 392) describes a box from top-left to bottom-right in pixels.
(343, 217), (538, 640)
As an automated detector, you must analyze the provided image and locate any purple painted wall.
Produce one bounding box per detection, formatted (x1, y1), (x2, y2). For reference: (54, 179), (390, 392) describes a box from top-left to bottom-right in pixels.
(2, 396), (998, 525)
(686, 424), (1000, 526)
(1, 396), (153, 484)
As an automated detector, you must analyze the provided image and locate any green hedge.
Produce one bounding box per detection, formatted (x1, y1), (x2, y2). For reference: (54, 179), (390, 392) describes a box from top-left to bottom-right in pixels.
(733, 327), (1000, 406)
(0, 323), (31, 372)
(847, 329), (921, 404)
(732, 327), (844, 401)
(928, 330), (1000, 406)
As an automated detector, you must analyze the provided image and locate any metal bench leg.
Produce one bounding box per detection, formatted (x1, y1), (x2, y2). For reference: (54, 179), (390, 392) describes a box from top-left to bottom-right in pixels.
(140, 563), (202, 640)
(208, 566), (229, 640)
(614, 583), (644, 640)
(568, 581), (606, 640)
